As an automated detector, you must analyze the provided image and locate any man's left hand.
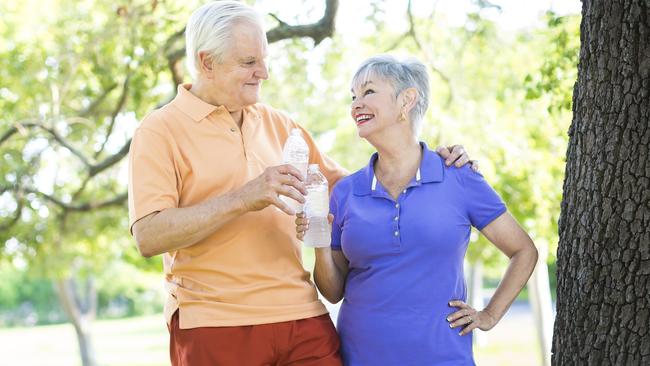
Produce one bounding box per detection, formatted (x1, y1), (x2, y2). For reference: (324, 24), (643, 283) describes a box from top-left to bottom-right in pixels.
(436, 144), (479, 172)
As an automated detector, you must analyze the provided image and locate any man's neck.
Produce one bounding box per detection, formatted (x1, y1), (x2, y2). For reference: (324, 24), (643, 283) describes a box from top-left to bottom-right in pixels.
(189, 82), (244, 128)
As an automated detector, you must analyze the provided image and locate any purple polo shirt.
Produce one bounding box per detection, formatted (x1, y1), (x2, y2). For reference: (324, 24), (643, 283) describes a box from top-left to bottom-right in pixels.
(329, 142), (507, 366)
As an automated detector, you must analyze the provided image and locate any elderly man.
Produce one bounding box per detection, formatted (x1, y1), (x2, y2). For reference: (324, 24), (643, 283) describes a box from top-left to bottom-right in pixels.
(128, 1), (473, 365)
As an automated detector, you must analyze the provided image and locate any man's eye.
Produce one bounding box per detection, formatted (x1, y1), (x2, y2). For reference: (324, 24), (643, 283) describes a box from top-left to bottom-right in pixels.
(244, 60), (256, 66)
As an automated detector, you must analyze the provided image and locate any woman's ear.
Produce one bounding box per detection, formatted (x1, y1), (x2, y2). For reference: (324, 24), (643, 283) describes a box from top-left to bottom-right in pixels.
(198, 51), (214, 78)
(400, 87), (418, 113)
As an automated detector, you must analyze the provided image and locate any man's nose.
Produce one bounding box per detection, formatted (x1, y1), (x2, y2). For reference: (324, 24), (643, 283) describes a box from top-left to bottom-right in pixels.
(256, 60), (269, 80)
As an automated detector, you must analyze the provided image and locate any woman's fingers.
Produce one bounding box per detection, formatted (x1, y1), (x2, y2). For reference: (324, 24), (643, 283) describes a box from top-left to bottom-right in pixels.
(447, 300), (478, 333)
(446, 308), (468, 323)
(458, 320), (479, 336)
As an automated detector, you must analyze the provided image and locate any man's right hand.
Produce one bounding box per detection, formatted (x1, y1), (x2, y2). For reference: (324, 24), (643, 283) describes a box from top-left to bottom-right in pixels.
(235, 164), (307, 215)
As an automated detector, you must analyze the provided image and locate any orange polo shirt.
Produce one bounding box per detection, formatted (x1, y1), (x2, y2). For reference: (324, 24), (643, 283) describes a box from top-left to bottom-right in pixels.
(128, 84), (347, 329)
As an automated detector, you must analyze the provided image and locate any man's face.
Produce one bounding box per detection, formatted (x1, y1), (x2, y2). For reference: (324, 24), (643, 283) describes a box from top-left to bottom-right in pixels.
(208, 21), (269, 110)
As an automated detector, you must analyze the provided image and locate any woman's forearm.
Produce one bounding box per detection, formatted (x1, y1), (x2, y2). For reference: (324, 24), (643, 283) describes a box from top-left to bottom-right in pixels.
(313, 247), (347, 303)
(484, 245), (538, 321)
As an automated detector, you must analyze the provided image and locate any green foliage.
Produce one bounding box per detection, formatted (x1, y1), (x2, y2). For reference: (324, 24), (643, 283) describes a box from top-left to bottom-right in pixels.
(0, 0), (192, 274)
(278, 3), (581, 271)
(1, 1), (580, 324)
(0, 258), (163, 326)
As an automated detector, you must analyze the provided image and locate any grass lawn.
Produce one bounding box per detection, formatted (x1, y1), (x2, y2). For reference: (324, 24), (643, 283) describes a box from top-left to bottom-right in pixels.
(1, 308), (542, 366)
(0, 315), (168, 366)
(1, 250), (545, 365)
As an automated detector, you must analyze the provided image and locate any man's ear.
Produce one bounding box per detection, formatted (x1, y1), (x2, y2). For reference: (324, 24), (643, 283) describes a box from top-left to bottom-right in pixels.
(198, 51), (214, 78)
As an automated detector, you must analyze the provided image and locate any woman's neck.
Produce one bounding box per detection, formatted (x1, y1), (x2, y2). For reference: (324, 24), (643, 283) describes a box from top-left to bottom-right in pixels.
(374, 136), (421, 178)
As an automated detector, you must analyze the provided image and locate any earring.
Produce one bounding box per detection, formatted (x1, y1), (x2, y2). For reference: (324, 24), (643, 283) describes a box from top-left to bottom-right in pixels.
(399, 111), (407, 122)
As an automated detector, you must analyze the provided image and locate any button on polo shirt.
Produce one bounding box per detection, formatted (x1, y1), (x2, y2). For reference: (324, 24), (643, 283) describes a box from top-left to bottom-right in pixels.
(128, 84), (347, 329)
(329, 142), (506, 365)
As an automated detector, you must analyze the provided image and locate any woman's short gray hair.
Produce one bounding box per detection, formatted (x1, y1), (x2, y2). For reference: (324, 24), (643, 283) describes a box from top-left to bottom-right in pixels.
(352, 55), (430, 136)
(185, 1), (263, 80)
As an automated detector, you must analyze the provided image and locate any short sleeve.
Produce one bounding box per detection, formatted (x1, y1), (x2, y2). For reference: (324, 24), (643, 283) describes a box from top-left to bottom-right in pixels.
(128, 127), (179, 233)
(459, 166), (507, 230)
(329, 187), (343, 251)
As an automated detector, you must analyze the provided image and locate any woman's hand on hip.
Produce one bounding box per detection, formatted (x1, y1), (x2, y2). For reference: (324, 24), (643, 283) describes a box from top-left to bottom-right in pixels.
(446, 300), (498, 336)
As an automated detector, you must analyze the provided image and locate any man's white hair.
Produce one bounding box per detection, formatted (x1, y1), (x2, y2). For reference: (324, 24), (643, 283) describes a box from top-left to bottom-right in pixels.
(185, 1), (264, 80)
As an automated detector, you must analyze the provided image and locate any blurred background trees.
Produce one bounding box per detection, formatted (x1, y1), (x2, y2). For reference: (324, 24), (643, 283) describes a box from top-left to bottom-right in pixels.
(0, 0), (580, 365)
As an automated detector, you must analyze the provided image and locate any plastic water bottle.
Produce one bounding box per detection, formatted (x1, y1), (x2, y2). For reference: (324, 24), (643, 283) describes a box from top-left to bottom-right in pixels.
(303, 164), (331, 248)
(281, 128), (309, 213)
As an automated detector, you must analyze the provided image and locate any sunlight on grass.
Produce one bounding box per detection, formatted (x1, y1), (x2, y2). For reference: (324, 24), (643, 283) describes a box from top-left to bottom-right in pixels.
(1, 310), (541, 365)
(1, 315), (168, 366)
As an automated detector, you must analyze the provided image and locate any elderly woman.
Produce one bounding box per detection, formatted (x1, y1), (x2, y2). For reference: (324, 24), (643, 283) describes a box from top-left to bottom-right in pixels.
(297, 55), (538, 365)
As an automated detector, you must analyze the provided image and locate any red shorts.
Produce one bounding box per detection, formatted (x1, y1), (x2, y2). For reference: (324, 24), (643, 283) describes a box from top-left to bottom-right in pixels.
(168, 311), (342, 366)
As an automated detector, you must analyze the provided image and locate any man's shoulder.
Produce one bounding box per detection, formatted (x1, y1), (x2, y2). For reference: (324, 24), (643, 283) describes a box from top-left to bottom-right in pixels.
(137, 104), (181, 135)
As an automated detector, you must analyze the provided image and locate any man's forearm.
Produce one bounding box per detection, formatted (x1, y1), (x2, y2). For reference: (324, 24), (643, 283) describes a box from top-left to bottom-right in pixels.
(134, 190), (247, 257)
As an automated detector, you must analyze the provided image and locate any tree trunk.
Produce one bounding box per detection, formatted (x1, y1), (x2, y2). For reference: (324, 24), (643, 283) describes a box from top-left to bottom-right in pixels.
(552, 1), (650, 365)
(528, 241), (554, 366)
(55, 277), (98, 366)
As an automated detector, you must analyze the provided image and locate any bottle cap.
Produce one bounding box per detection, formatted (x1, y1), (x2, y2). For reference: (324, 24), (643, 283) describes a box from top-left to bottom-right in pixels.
(290, 128), (302, 136)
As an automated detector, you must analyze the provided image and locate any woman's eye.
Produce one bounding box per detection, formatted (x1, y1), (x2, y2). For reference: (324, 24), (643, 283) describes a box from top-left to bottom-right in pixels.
(351, 95), (356, 101)
(364, 89), (375, 96)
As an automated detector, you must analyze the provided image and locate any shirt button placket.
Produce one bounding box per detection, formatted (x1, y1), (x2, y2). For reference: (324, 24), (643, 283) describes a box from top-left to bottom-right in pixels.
(394, 202), (400, 243)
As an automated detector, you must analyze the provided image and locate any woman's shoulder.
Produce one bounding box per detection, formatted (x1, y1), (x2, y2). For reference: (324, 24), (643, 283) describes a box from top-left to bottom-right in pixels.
(332, 170), (358, 193)
(331, 167), (367, 197)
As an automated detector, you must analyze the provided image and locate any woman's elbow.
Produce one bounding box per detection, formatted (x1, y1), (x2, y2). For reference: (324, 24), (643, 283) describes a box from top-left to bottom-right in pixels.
(525, 243), (539, 270)
(323, 292), (343, 304)
(316, 283), (344, 304)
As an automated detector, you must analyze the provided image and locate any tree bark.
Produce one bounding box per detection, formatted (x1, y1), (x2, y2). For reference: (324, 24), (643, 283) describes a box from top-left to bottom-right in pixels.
(552, 1), (650, 365)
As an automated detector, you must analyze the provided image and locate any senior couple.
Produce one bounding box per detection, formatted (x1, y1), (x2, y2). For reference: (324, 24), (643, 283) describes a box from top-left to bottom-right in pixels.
(128, 1), (538, 365)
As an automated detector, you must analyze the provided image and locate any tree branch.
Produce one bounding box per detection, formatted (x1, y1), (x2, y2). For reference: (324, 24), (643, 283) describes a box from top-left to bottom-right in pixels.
(1, 122), (93, 169)
(0, 199), (23, 232)
(94, 74), (131, 159)
(163, 0), (339, 82)
(2, 120), (131, 178)
(22, 187), (127, 211)
(406, 0), (453, 107)
(79, 83), (118, 118)
(42, 125), (92, 169)
(266, 0), (339, 45)
(168, 50), (185, 86)
(89, 139), (131, 177)
(0, 121), (41, 146)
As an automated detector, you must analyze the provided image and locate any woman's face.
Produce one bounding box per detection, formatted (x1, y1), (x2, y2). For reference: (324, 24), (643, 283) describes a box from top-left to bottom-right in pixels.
(350, 74), (402, 139)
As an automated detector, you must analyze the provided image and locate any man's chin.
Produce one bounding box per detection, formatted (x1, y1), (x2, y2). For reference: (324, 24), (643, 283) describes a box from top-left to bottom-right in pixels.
(244, 94), (260, 105)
